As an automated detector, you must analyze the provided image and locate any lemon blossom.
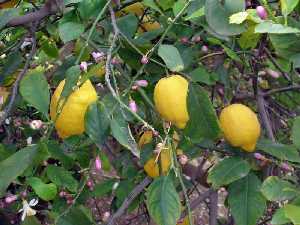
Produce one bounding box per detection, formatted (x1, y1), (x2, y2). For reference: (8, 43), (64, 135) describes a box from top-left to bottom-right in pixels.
(18, 199), (38, 221)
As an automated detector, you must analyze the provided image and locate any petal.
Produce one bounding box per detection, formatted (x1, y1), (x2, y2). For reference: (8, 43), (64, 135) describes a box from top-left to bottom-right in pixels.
(21, 211), (26, 221)
(29, 198), (38, 206)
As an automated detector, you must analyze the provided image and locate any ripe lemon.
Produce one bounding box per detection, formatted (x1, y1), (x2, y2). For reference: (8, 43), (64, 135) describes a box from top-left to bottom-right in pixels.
(219, 104), (261, 152)
(50, 79), (97, 139)
(154, 75), (189, 129)
(143, 148), (171, 178)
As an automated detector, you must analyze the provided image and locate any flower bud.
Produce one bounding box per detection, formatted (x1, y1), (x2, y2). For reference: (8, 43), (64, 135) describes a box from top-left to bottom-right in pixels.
(5, 195), (17, 204)
(201, 45), (209, 53)
(95, 155), (102, 171)
(256, 6), (268, 20)
(179, 154), (188, 165)
(26, 136), (33, 145)
(102, 211), (111, 222)
(59, 191), (66, 198)
(92, 51), (105, 63)
(266, 68), (280, 79)
(30, 120), (43, 130)
(141, 55), (149, 64)
(180, 37), (189, 44)
(111, 57), (121, 65)
(80, 61), (88, 72)
(192, 36), (201, 43)
(129, 100), (138, 113)
(131, 85), (139, 90)
(254, 153), (264, 160)
(135, 80), (148, 87)
(87, 180), (94, 188)
(280, 162), (293, 172)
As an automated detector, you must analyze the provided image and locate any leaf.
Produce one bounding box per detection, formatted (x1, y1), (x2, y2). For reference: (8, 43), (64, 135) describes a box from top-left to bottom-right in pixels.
(271, 208), (291, 225)
(284, 204), (300, 225)
(146, 176), (181, 225)
(229, 11), (248, 24)
(46, 165), (78, 193)
(292, 116), (300, 148)
(85, 101), (110, 146)
(189, 66), (218, 85)
(78, 0), (106, 20)
(20, 69), (50, 117)
(0, 145), (38, 197)
(228, 173), (266, 225)
(238, 25), (261, 49)
(27, 177), (57, 201)
(261, 176), (298, 201)
(184, 6), (205, 21)
(184, 83), (221, 142)
(280, 0), (299, 19)
(117, 14), (139, 38)
(56, 206), (93, 225)
(58, 21), (85, 43)
(205, 0), (246, 36)
(208, 157), (251, 188)
(22, 216), (42, 225)
(255, 21), (300, 34)
(60, 65), (81, 99)
(110, 114), (139, 158)
(257, 139), (300, 163)
(158, 45), (184, 72)
(0, 8), (19, 29)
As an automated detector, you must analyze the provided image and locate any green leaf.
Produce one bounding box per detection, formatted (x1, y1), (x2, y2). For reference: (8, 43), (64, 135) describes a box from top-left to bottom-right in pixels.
(40, 37), (59, 58)
(208, 157), (251, 188)
(255, 21), (300, 34)
(0, 145), (38, 197)
(184, 83), (221, 142)
(188, 66), (218, 85)
(158, 44), (184, 72)
(205, 0), (246, 36)
(27, 177), (57, 201)
(56, 206), (93, 225)
(146, 176), (181, 225)
(284, 204), (300, 225)
(22, 216), (42, 225)
(0, 8), (19, 29)
(280, 0), (299, 19)
(292, 116), (300, 148)
(110, 114), (139, 158)
(261, 176), (298, 201)
(238, 25), (261, 49)
(46, 165), (78, 193)
(184, 6), (205, 20)
(58, 21), (85, 43)
(92, 180), (116, 197)
(78, 0), (106, 20)
(229, 11), (248, 24)
(228, 173), (266, 225)
(117, 14), (139, 38)
(271, 208), (291, 225)
(257, 139), (300, 163)
(85, 101), (110, 146)
(20, 69), (50, 117)
(61, 65), (81, 98)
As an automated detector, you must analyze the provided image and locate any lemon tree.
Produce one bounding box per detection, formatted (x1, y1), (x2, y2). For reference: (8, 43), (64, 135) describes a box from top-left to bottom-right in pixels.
(1, 0), (300, 225)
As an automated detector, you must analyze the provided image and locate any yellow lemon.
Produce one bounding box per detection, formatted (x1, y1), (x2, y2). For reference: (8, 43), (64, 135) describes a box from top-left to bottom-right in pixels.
(143, 148), (171, 178)
(50, 79), (97, 139)
(154, 75), (189, 129)
(219, 104), (261, 152)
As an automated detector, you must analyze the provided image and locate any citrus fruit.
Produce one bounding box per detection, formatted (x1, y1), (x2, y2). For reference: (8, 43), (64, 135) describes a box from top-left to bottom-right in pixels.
(219, 104), (261, 152)
(143, 148), (171, 178)
(50, 79), (97, 139)
(154, 75), (189, 129)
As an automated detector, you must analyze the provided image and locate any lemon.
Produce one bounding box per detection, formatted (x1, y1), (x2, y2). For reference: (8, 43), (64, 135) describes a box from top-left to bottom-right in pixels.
(219, 104), (261, 152)
(50, 79), (97, 139)
(143, 148), (171, 178)
(154, 75), (189, 129)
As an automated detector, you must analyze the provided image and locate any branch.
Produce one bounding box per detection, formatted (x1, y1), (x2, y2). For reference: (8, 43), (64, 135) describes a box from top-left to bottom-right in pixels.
(263, 85), (300, 96)
(106, 176), (152, 225)
(0, 25), (37, 126)
(209, 190), (218, 225)
(6, 0), (63, 27)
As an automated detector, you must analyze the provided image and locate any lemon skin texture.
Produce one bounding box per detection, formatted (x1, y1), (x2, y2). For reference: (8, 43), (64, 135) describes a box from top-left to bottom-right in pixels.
(219, 104), (261, 152)
(50, 79), (98, 139)
(143, 149), (171, 178)
(154, 75), (189, 129)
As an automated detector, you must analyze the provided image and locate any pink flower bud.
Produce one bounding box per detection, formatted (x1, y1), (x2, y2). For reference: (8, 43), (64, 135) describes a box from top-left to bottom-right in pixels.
(135, 80), (148, 87)
(256, 6), (268, 20)
(102, 211), (111, 222)
(80, 61), (88, 72)
(180, 37), (189, 44)
(201, 45), (209, 53)
(179, 154), (188, 165)
(5, 195), (17, 204)
(131, 85), (138, 90)
(87, 180), (94, 188)
(92, 51), (105, 63)
(254, 153), (264, 160)
(95, 155), (102, 171)
(280, 162), (293, 172)
(266, 68), (280, 79)
(20, 191), (27, 198)
(141, 55), (149, 64)
(59, 191), (66, 198)
(192, 36), (201, 43)
(129, 100), (138, 113)
(111, 57), (121, 65)
(30, 120), (43, 130)
(67, 199), (74, 205)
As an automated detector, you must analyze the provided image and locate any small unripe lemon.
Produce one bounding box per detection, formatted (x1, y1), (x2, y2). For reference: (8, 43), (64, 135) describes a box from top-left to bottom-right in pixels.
(50, 79), (97, 139)
(219, 104), (261, 152)
(143, 149), (171, 178)
(154, 75), (189, 129)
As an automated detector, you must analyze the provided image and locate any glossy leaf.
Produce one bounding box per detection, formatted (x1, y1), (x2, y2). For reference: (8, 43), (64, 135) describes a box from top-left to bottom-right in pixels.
(20, 70), (50, 117)
(184, 83), (221, 142)
(158, 44), (184, 72)
(271, 208), (291, 225)
(0, 8), (19, 29)
(0, 145), (38, 197)
(280, 0), (299, 19)
(228, 173), (266, 225)
(292, 116), (300, 148)
(58, 21), (85, 43)
(255, 22), (300, 34)
(146, 176), (181, 225)
(85, 101), (110, 146)
(27, 177), (57, 201)
(208, 157), (251, 188)
(284, 204), (300, 225)
(46, 165), (78, 193)
(261, 176), (298, 201)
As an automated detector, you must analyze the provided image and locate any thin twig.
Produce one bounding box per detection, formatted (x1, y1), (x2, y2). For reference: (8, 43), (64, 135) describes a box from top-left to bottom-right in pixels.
(209, 190), (218, 225)
(106, 176), (152, 225)
(0, 25), (37, 126)
(263, 85), (300, 96)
